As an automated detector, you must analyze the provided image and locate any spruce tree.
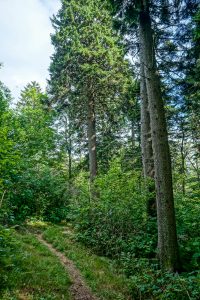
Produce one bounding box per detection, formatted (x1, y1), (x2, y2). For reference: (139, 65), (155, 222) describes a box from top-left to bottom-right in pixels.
(49, 0), (132, 187)
(111, 0), (181, 271)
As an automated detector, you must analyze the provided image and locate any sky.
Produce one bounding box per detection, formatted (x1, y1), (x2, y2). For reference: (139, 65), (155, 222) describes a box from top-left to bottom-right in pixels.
(0, 0), (61, 101)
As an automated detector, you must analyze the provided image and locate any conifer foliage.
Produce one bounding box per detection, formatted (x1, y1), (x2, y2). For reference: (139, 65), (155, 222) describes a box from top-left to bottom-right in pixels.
(49, 0), (132, 184)
(0, 1), (200, 299)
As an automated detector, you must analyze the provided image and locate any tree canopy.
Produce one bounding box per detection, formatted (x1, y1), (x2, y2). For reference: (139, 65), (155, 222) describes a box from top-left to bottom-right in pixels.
(0, 1), (199, 299)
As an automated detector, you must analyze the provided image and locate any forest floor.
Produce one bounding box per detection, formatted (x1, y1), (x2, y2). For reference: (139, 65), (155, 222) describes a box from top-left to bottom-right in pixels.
(36, 233), (97, 300)
(1, 222), (132, 300)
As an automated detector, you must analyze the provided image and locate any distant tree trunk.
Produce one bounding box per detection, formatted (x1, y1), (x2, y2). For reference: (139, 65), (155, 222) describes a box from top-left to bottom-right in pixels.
(180, 122), (186, 195)
(140, 40), (156, 217)
(64, 116), (72, 185)
(87, 97), (97, 184)
(139, 0), (180, 272)
(68, 137), (72, 182)
(131, 119), (136, 151)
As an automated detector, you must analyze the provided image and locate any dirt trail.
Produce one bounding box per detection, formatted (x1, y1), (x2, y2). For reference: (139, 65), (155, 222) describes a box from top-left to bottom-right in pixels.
(36, 234), (98, 300)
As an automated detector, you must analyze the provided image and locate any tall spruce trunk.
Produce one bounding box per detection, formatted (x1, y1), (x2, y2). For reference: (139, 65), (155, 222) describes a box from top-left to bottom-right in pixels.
(87, 97), (97, 184)
(139, 1), (180, 271)
(140, 57), (156, 217)
(140, 64), (154, 179)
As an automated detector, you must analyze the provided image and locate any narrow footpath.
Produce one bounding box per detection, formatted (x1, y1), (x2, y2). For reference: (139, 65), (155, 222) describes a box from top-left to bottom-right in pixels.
(36, 234), (98, 300)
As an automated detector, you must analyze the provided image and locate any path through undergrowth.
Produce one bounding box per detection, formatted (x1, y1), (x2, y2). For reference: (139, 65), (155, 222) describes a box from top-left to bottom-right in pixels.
(36, 234), (97, 300)
(1, 223), (132, 300)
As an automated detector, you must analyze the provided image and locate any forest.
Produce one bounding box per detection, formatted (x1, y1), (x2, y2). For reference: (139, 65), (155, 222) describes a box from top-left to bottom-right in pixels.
(0, 0), (199, 299)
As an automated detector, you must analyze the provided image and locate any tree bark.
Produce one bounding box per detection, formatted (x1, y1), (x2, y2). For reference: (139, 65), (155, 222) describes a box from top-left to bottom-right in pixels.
(131, 119), (136, 151)
(64, 116), (72, 185)
(180, 122), (186, 195)
(87, 97), (97, 184)
(139, 0), (180, 271)
(68, 137), (72, 182)
(140, 30), (156, 217)
(140, 64), (154, 179)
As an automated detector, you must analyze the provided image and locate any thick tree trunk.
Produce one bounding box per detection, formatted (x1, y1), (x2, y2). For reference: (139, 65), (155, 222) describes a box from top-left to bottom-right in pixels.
(87, 97), (97, 183)
(140, 65), (154, 179)
(139, 1), (180, 271)
(140, 33), (156, 217)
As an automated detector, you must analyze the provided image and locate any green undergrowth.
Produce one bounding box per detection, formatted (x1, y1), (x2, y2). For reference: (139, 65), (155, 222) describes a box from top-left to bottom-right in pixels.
(67, 167), (200, 299)
(0, 227), (71, 300)
(41, 224), (200, 300)
(42, 225), (132, 300)
(1, 221), (199, 300)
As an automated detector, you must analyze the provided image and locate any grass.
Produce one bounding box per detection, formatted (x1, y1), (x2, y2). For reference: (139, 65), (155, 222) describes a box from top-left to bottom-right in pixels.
(0, 229), (71, 300)
(1, 222), (133, 299)
(42, 225), (132, 300)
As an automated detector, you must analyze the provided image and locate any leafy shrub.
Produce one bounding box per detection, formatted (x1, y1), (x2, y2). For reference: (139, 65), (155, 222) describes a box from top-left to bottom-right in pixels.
(71, 159), (157, 258)
(70, 159), (200, 299)
(0, 226), (16, 290)
(175, 193), (200, 271)
(129, 264), (200, 299)
(8, 165), (69, 223)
